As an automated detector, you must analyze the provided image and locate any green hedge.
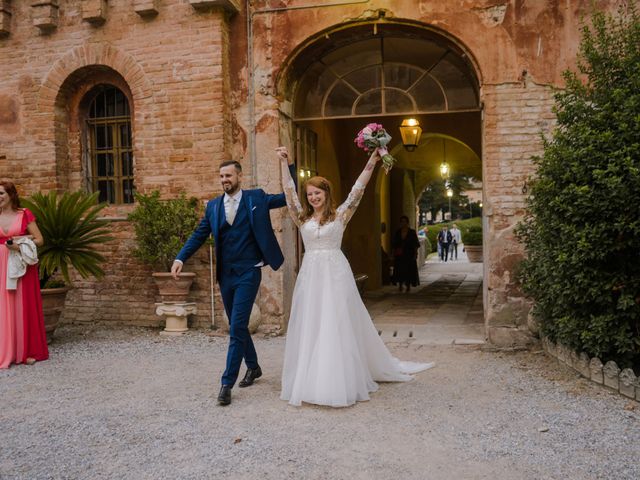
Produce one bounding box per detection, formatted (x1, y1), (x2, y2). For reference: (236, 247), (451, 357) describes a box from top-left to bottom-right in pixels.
(463, 225), (483, 246)
(516, 8), (640, 369)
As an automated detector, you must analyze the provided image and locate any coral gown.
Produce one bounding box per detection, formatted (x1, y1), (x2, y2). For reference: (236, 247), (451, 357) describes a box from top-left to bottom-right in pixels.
(0, 208), (48, 368)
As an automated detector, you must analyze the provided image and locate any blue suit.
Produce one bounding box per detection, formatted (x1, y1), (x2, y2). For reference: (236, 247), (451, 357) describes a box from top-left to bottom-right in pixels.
(176, 167), (294, 387)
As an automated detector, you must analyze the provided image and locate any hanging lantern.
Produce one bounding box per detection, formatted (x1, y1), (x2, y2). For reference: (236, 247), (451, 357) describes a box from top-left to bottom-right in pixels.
(399, 118), (422, 152)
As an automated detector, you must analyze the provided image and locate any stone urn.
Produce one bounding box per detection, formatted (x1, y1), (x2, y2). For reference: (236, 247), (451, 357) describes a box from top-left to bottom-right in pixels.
(41, 286), (71, 343)
(465, 245), (483, 263)
(151, 272), (196, 303)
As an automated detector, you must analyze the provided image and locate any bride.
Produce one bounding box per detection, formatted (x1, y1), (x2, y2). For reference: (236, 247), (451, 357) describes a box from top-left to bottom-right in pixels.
(276, 146), (434, 408)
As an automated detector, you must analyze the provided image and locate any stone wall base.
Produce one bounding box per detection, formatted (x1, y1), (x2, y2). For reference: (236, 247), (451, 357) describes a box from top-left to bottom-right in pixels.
(487, 325), (537, 348)
(542, 337), (640, 402)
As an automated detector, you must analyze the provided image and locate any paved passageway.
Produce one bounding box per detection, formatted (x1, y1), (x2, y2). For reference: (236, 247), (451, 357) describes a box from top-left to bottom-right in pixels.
(365, 249), (485, 345)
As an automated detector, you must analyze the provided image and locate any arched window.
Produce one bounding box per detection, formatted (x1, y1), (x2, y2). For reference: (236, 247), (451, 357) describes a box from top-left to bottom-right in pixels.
(86, 85), (134, 204)
(292, 35), (479, 121)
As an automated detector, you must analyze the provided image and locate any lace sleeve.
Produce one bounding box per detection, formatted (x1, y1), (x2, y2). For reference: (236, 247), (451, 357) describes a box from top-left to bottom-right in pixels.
(336, 181), (366, 225)
(281, 159), (303, 227)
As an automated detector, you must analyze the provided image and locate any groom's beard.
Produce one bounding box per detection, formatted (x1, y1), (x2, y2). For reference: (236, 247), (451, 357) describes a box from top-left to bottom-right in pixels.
(222, 181), (240, 195)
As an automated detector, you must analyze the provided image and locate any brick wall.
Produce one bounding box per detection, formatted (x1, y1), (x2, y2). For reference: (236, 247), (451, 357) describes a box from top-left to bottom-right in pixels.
(0, 0), (233, 328)
(482, 79), (557, 345)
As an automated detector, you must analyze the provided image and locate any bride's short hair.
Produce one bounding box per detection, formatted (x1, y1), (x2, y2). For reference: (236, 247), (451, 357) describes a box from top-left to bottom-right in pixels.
(300, 176), (336, 225)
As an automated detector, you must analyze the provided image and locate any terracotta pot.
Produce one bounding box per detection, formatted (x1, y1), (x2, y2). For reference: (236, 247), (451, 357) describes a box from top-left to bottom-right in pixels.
(152, 272), (196, 303)
(41, 286), (71, 343)
(465, 245), (483, 263)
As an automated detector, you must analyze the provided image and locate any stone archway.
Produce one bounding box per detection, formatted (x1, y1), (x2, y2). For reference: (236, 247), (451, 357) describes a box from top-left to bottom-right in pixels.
(268, 20), (490, 342)
(275, 19), (488, 335)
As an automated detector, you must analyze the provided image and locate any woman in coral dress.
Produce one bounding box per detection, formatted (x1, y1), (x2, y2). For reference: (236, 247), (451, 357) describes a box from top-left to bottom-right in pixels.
(0, 181), (48, 369)
(276, 147), (434, 408)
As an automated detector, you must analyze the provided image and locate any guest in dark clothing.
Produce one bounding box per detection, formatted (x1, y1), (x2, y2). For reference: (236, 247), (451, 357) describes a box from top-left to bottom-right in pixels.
(391, 215), (420, 292)
(437, 226), (453, 262)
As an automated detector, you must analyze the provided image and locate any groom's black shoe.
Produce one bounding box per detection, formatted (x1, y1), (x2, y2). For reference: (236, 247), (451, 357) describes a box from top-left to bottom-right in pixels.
(238, 366), (262, 388)
(217, 385), (232, 406)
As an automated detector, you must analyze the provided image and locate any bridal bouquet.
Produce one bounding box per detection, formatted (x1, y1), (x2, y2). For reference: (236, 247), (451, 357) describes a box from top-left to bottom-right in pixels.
(354, 123), (396, 173)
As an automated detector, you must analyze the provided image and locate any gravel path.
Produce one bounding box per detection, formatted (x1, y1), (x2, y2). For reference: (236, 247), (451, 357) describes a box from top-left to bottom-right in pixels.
(1, 326), (639, 480)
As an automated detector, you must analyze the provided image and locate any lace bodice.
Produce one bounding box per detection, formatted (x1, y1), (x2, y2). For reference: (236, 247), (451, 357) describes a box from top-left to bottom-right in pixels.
(299, 217), (346, 251)
(281, 162), (365, 251)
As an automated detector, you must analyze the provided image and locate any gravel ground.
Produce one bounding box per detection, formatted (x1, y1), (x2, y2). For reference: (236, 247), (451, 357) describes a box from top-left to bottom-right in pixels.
(1, 325), (639, 480)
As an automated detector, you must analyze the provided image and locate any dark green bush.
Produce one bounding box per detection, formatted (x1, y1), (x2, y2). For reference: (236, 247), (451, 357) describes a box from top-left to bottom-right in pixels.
(516, 7), (640, 368)
(128, 191), (202, 271)
(463, 225), (483, 246)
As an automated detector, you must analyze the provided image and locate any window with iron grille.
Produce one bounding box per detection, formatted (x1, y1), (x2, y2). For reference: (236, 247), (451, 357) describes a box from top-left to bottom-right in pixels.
(87, 86), (134, 204)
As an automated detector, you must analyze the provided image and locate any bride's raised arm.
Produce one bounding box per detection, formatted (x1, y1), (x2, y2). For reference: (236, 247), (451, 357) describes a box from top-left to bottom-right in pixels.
(276, 146), (303, 227)
(337, 148), (381, 224)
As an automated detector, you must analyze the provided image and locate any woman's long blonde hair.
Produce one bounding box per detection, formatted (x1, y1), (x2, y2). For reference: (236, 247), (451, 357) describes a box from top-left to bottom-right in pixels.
(300, 176), (336, 225)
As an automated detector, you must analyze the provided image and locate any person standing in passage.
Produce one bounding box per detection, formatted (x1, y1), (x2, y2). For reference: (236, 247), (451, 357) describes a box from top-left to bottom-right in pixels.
(437, 226), (452, 262)
(450, 223), (462, 261)
(171, 159), (296, 406)
(391, 215), (420, 292)
(0, 181), (48, 369)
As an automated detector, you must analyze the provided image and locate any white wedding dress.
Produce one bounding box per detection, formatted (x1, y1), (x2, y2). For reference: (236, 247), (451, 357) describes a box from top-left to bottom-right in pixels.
(280, 173), (434, 408)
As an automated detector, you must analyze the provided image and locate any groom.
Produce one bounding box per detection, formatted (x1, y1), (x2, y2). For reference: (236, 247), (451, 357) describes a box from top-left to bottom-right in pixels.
(171, 155), (295, 406)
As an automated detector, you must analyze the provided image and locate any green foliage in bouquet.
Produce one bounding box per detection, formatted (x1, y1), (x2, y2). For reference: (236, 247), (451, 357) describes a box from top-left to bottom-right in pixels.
(516, 7), (640, 368)
(128, 191), (202, 271)
(21, 191), (113, 288)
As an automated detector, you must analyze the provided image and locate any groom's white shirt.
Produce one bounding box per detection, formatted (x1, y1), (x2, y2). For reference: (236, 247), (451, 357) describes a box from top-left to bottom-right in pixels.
(223, 189), (242, 225)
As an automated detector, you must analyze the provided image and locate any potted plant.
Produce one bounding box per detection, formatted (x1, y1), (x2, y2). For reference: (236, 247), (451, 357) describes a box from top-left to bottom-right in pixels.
(463, 225), (483, 263)
(21, 191), (113, 341)
(127, 191), (202, 303)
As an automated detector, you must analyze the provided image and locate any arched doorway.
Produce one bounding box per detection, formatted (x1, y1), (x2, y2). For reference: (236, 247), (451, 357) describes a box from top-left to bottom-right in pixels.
(278, 21), (483, 337)
(278, 20), (484, 339)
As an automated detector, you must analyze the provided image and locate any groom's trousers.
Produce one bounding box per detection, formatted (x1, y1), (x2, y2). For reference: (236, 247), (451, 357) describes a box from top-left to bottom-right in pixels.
(219, 267), (261, 387)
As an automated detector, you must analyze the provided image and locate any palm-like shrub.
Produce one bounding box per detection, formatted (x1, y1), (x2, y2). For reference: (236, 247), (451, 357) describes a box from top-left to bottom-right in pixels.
(21, 191), (113, 287)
